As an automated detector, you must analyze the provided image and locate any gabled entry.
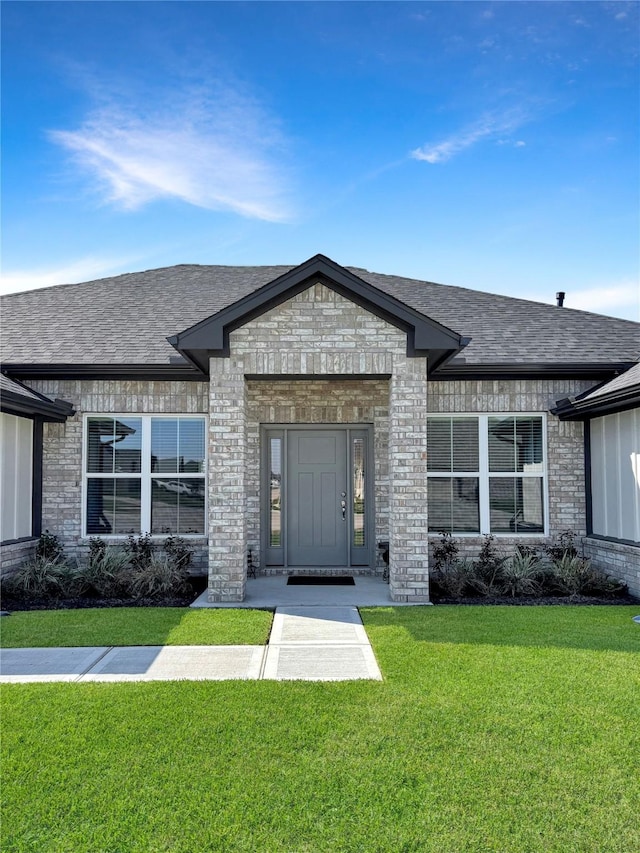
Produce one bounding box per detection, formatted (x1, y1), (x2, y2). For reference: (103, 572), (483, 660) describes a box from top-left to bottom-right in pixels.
(262, 425), (373, 569)
(168, 254), (467, 373)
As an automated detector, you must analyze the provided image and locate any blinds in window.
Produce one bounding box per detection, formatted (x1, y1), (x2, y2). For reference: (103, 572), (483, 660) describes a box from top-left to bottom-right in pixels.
(427, 418), (479, 472)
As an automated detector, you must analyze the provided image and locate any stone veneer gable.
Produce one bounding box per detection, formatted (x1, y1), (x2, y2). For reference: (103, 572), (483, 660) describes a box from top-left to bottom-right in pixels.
(229, 281), (406, 373)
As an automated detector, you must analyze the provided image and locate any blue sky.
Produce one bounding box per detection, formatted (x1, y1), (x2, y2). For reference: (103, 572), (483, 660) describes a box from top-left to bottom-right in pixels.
(2, 1), (639, 319)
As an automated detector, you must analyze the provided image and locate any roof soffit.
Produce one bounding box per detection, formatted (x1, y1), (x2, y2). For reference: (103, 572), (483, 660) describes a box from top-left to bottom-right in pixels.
(168, 254), (467, 373)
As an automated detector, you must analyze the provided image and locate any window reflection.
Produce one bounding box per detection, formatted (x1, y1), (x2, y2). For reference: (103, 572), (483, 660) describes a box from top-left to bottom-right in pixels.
(85, 416), (205, 537)
(270, 438), (282, 547)
(151, 478), (205, 534)
(353, 437), (365, 546)
(86, 478), (141, 534)
(87, 418), (142, 473)
(427, 477), (480, 533)
(489, 477), (544, 533)
(151, 419), (205, 474)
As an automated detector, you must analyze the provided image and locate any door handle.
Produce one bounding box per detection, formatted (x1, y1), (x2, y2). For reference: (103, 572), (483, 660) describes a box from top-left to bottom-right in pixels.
(341, 499), (347, 520)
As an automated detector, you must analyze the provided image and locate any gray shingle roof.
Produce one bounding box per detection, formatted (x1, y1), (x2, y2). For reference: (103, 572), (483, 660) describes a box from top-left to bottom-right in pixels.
(0, 373), (42, 401)
(1, 263), (638, 368)
(579, 361), (640, 401)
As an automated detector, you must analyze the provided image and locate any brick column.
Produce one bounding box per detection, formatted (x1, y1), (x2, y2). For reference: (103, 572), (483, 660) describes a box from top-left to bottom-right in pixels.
(208, 358), (247, 602)
(388, 356), (430, 602)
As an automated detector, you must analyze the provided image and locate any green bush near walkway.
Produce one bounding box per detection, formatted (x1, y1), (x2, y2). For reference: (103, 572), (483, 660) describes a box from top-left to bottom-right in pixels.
(2, 605), (639, 852)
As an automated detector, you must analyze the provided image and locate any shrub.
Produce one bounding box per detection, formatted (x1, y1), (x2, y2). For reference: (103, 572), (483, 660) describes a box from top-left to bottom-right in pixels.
(3, 558), (78, 600)
(471, 535), (505, 595)
(162, 536), (192, 572)
(126, 533), (154, 571)
(88, 536), (106, 566)
(431, 532), (459, 572)
(36, 530), (65, 563)
(549, 554), (593, 596)
(544, 529), (578, 563)
(549, 554), (627, 597)
(128, 553), (190, 599)
(431, 558), (476, 599)
(4, 533), (77, 599)
(81, 539), (132, 597)
(500, 552), (542, 597)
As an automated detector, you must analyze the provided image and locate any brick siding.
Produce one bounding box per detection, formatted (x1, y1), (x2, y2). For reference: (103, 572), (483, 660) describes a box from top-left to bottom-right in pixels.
(21, 308), (622, 601)
(583, 537), (640, 599)
(25, 379), (209, 571)
(0, 538), (37, 577)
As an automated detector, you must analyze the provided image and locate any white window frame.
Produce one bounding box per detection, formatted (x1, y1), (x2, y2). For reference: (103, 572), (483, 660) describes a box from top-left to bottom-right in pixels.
(82, 413), (207, 539)
(427, 412), (549, 537)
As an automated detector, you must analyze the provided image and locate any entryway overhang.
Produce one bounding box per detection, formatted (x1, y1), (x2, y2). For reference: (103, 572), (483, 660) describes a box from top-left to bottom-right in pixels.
(168, 254), (469, 373)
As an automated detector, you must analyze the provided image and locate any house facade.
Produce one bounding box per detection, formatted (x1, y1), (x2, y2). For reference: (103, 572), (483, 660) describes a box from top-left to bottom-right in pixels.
(1, 255), (638, 600)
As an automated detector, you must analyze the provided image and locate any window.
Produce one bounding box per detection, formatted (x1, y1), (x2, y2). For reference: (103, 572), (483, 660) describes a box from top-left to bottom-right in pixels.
(590, 410), (640, 542)
(84, 416), (206, 536)
(1, 413), (33, 541)
(427, 414), (546, 535)
(269, 436), (282, 548)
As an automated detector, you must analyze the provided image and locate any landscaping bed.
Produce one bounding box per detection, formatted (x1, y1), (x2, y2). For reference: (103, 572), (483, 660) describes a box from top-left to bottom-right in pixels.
(433, 592), (637, 605)
(1, 532), (207, 612)
(1, 578), (206, 612)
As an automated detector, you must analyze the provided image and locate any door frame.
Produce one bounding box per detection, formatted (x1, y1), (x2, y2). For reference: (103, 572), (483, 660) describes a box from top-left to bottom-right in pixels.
(260, 424), (375, 569)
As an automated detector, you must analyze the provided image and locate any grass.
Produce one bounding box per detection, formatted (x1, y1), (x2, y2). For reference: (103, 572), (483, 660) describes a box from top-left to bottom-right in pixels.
(0, 607), (273, 648)
(2, 605), (639, 852)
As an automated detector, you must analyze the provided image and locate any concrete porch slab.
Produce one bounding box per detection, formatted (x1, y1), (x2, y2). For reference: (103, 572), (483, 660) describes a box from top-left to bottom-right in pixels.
(191, 574), (425, 608)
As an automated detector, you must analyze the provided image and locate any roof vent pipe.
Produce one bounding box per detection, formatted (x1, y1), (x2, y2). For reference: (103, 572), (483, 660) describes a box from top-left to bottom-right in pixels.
(556, 291), (565, 307)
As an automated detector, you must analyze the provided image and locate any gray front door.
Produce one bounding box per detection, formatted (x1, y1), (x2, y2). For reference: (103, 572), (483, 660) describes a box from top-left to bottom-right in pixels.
(287, 430), (348, 566)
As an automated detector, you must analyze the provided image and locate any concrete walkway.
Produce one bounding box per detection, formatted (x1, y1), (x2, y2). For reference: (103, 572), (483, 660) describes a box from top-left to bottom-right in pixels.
(0, 606), (382, 683)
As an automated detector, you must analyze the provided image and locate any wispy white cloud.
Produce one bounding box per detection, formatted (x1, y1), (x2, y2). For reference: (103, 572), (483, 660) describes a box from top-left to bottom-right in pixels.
(49, 84), (294, 222)
(0, 256), (137, 295)
(411, 109), (530, 164)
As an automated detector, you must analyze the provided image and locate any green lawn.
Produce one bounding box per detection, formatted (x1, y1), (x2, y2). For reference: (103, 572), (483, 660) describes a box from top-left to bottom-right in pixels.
(2, 605), (639, 852)
(0, 607), (273, 648)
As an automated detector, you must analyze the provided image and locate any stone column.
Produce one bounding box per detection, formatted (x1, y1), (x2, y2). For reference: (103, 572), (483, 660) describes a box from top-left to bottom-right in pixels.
(208, 357), (247, 602)
(388, 355), (430, 602)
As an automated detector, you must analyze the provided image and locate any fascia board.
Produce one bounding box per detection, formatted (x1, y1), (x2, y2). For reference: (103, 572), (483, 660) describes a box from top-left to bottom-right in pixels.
(0, 390), (74, 422)
(171, 255), (464, 358)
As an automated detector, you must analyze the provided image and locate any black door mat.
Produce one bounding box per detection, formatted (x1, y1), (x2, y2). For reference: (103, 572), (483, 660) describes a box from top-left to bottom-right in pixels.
(287, 575), (355, 586)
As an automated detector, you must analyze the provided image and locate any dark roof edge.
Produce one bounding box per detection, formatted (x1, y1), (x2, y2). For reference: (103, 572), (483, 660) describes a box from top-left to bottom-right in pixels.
(1, 363), (207, 381)
(3, 360), (634, 384)
(432, 361), (635, 380)
(169, 254), (466, 367)
(0, 380), (75, 422)
(552, 378), (640, 420)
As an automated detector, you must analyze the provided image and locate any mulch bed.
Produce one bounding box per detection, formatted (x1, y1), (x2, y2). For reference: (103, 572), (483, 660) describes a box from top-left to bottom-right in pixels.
(431, 594), (637, 606)
(1, 595), (199, 612)
(3, 586), (637, 612)
(1, 578), (208, 612)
